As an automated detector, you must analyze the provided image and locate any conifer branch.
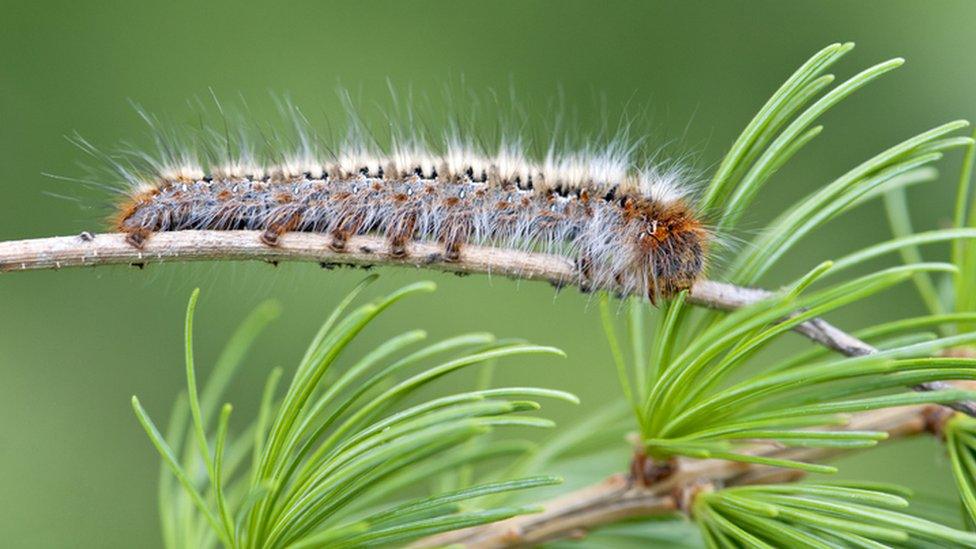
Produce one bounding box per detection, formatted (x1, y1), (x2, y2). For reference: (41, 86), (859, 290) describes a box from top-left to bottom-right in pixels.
(412, 404), (948, 548)
(1, 231), (972, 414)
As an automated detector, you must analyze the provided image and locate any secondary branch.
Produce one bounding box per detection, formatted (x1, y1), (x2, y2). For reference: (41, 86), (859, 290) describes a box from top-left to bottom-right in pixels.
(411, 404), (945, 548)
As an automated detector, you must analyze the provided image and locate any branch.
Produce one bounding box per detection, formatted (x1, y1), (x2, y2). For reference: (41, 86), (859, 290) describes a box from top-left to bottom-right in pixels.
(2, 232), (970, 546)
(1, 231), (973, 415)
(411, 404), (947, 548)
(702, 285), (976, 416)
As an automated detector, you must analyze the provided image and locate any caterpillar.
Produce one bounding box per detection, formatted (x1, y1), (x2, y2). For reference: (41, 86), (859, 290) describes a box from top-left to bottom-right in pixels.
(106, 110), (708, 301)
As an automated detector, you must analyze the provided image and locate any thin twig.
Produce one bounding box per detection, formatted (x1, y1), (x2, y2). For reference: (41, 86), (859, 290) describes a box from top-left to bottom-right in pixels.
(411, 404), (945, 548)
(1, 231), (973, 415)
(704, 286), (976, 416)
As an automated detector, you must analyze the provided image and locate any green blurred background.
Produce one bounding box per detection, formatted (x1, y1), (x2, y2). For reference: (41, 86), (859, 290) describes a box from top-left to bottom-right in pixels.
(2, 1), (975, 546)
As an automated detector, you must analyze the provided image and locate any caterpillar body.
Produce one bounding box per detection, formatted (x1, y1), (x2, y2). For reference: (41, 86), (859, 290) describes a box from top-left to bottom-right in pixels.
(110, 129), (708, 300)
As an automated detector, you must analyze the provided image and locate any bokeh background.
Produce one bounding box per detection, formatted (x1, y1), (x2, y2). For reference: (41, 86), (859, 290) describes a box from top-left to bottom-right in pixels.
(2, 1), (976, 546)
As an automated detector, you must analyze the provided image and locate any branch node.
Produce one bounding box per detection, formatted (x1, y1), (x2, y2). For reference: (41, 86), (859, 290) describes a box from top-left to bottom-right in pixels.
(924, 405), (956, 439)
(629, 447), (675, 487)
(674, 481), (714, 516)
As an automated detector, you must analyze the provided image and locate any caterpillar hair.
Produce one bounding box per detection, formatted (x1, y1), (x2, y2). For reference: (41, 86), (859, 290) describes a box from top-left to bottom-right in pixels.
(98, 98), (709, 302)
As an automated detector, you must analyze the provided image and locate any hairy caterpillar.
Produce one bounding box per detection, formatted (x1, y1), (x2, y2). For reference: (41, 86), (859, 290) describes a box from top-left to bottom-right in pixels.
(105, 108), (708, 301)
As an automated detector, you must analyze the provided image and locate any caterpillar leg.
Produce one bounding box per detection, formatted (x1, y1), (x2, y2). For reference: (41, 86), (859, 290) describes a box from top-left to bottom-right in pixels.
(260, 207), (303, 246)
(329, 213), (365, 252)
(443, 240), (464, 262)
(646, 277), (660, 307)
(260, 227), (284, 246)
(644, 245), (702, 303)
(386, 213), (417, 258)
(439, 218), (471, 263)
(124, 228), (152, 249)
(329, 229), (350, 252)
(575, 253), (598, 294)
